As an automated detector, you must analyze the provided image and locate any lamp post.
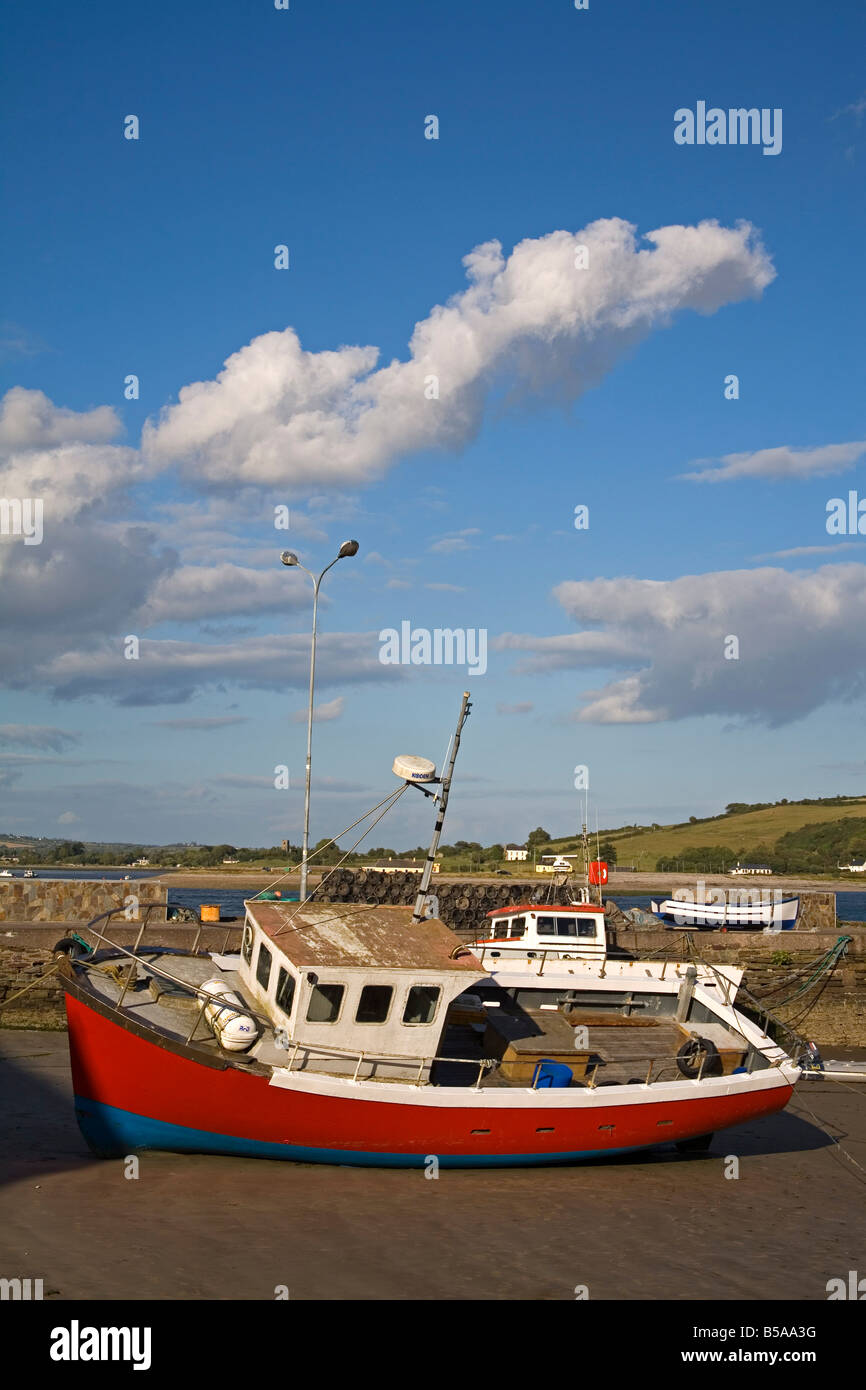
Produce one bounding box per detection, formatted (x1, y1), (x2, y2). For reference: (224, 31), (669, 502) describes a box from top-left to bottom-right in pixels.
(280, 540), (359, 902)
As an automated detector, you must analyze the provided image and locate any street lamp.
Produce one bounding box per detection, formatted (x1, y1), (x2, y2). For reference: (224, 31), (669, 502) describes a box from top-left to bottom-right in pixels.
(280, 540), (360, 901)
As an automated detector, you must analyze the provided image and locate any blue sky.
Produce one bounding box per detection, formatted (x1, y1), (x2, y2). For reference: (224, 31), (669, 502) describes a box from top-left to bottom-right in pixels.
(1, 0), (864, 850)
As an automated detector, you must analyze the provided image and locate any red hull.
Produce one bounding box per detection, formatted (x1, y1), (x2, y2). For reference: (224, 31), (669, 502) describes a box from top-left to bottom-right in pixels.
(64, 990), (795, 1167)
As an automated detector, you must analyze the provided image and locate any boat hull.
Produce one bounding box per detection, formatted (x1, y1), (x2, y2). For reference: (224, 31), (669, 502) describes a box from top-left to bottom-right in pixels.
(64, 987), (795, 1168)
(655, 898), (799, 929)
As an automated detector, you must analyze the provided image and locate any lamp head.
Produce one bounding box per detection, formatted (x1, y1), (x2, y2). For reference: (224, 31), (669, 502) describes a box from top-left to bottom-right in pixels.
(338, 539), (360, 558)
(280, 551), (299, 567)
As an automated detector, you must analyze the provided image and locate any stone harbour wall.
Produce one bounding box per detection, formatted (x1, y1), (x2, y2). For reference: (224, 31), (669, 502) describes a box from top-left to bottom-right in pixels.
(783, 891), (835, 932)
(0, 916), (863, 1046)
(0, 878), (167, 924)
(0, 922), (241, 1029)
(608, 925), (866, 1050)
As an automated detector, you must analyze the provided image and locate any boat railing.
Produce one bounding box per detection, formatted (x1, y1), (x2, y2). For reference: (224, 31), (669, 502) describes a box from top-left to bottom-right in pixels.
(690, 953), (811, 1063)
(65, 907), (277, 1038)
(272, 1040), (785, 1088)
(278, 1039), (498, 1089)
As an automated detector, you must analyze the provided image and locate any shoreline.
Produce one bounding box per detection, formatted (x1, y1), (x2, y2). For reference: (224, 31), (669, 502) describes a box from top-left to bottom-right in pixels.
(163, 868), (866, 894)
(7, 866), (866, 895)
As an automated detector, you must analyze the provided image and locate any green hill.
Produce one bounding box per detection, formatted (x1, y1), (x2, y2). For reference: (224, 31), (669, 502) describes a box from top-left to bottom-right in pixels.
(546, 796), (866, 873)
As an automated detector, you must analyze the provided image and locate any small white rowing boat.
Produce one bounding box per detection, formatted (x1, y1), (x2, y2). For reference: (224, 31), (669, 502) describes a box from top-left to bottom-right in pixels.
(652, 894), (799, 930)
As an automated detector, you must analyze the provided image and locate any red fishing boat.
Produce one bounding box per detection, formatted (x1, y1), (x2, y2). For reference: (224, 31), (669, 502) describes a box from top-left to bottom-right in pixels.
(56, 694), (809, 1168)
(57, 894), (803, 1166)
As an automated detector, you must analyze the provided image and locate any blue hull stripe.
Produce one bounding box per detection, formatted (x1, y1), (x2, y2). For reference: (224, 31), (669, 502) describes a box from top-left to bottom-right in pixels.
(74, 1097), (646, 1169)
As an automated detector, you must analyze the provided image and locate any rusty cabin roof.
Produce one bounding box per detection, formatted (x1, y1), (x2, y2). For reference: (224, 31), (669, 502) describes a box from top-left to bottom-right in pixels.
(247, 901), (480, 972)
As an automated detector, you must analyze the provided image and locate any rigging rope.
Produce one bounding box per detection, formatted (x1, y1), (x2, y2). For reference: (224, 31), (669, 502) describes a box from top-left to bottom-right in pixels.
(0, 960), (61, 1012)
(247, 783), (411, 903)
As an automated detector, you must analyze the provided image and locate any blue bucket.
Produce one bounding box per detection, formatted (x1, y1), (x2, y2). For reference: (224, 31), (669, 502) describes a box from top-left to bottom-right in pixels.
(532, 1058), (573, 1089)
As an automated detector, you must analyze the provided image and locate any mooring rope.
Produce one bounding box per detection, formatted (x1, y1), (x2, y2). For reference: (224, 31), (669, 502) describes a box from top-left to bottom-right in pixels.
(789, 1087), (866, 1186)
(751, 936), (852, 1008)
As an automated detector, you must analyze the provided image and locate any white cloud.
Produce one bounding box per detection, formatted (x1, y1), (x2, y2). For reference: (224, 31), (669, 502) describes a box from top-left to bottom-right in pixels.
(33, 631), (402, 705)
(681, 439), (866, 483)
(0, 388), (146, 530)
(429, 537), (474, 554)
(150, 716), (250, 731)
(0, 386), (120, 451)
(756, 542), (866, 559)
(57, 811), (79, 825)
(830, 93), (866, 122)
(210, 774), (273, 789)
(499, 565), (866, 727)
(0, 724), (79, 752)
(153, 495), (329, 565)
(0, 323), (47, 364)
(292, 695), (345, 724)
(0, 216), (776, 706)
(429, 529), (482, 555)
(144, 218), (774, 489)
(140, 562), (311, 625)
(0, 388), (177, 694)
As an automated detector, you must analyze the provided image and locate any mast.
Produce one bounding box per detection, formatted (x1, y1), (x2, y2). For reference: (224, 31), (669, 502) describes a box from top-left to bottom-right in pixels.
(412, 691), (472, 923)
(582, 820), (591, 904)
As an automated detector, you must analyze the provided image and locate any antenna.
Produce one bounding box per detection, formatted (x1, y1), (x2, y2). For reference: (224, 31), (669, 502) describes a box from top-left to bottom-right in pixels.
(595, 809), (602, 906)
(412, 692), (472, 923)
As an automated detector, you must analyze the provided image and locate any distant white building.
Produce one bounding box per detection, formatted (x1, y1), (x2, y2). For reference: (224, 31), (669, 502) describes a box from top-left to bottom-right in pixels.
(729, 863), (773, 876)
(371, 859), (440, 875)
(839, 857), (866, 873)
(504, 844), (529, 862)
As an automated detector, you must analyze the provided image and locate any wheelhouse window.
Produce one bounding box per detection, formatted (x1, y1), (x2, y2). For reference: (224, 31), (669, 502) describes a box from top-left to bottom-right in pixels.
(536, 916), (579, 937)
(256, 942), (273, 990)
(509, 917), (527, 938)
(275, 966), (296, 1017)
(241, 924), (254, 964)
(356, 984), (393, 1024)
(306, 983), (344, 1023)
(403, 985), (441, 1025)
(577, 920), (599, 938)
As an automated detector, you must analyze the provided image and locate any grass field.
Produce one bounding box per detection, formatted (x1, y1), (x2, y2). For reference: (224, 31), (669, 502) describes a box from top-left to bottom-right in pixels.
(545, 798), (866, 867)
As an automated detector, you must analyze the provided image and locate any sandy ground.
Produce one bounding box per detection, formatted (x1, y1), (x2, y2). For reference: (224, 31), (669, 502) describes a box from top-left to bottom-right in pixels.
(1, 1031), (864, 1301)
(164, 870), (304, 889)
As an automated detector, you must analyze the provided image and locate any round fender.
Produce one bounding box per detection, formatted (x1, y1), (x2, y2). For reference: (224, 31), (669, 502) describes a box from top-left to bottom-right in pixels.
(676, 1036), (723, 1078)
(53, 936), (91, 960)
